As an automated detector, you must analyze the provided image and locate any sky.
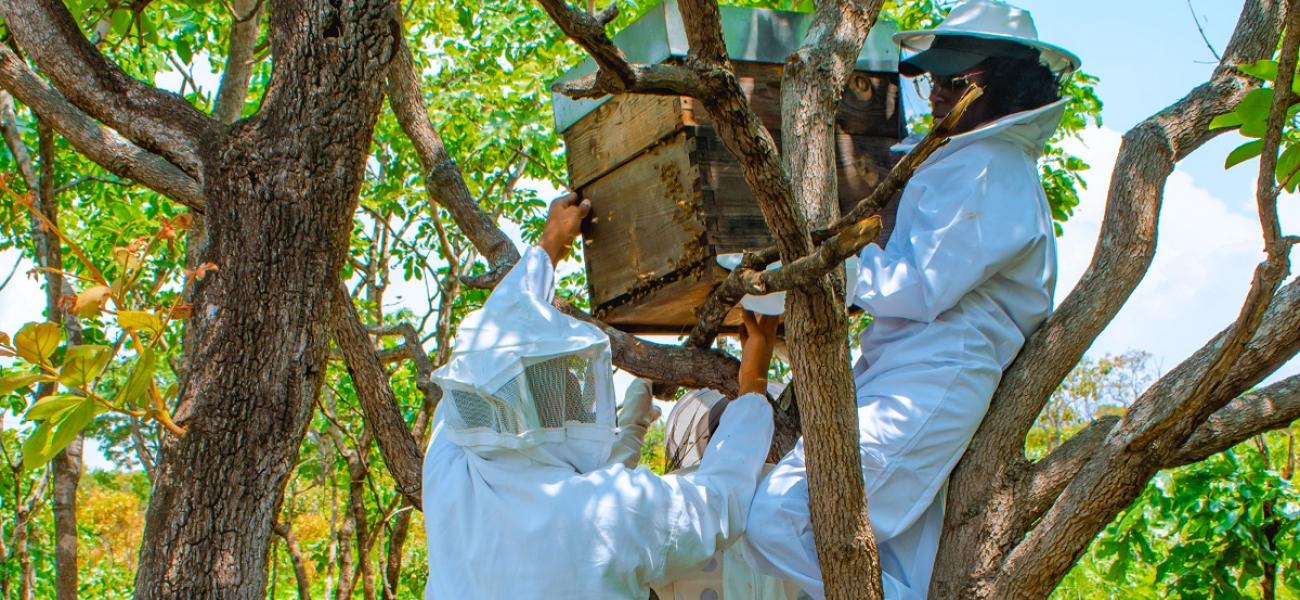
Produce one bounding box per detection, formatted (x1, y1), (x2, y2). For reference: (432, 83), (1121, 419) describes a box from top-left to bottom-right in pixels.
(1, 0), (1297, 470)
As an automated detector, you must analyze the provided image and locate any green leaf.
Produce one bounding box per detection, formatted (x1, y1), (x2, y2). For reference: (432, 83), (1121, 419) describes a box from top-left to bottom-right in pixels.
(1237, 88), (1275, 126)
(24, 394), (84, 421)
(176, 39), (193, 64)
(115, 347), (156, 408)
(14, 322), (63, 365)
(0, 373), (44, 396)
(57, 345), (112, 387)
(1225, 140), (1265, 169)
(21, 396), (99, 470)
(1276, 144), (1300, 191)
(118, 311), (163, 334)
(1238, 59), (1278, 81)
(110, 9), (132, 36)
(1208, 111), (1244, 130)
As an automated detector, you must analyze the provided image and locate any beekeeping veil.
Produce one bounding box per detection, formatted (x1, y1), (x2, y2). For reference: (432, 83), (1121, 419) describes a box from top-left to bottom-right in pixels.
(431, 247), (616, 474)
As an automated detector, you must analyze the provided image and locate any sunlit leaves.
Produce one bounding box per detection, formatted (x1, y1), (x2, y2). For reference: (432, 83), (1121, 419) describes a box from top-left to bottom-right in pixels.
(58, 345), (113, 387)
(1212, 55), (1300, 191)
(74, 284), (113, 317)
(0, 373), (47, 396)
(25, 394), (86, 421)
(14, 322), (62, 365)
(21, 395), (101, 470)
(117, 310), (164, 335)
(115, 346), (156, 409)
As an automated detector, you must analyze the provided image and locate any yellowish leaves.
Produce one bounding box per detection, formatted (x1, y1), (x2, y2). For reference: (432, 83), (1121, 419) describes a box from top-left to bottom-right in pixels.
(14, 321), (62, 365)
(74, 285), (113, 318)
(58, 345), (112, 387)
(115, 346), (155, 408)
(0, 373), (49, 396)
(22, 395), (100, 470)
(117, 311), (164, 334)
(24, 393), (85, 421)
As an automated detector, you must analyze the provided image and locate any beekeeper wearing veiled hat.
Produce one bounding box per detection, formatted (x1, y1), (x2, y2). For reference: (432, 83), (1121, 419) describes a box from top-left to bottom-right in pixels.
(422, 194), (778, 599)
(743, 1), (1078, 598)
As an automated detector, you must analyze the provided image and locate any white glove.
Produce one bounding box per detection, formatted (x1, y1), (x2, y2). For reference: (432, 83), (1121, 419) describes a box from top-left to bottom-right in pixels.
(608, 378), (662, 468)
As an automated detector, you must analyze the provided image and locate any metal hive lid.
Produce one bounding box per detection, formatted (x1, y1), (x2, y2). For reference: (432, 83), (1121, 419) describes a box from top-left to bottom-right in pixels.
(550, 1), (900, 133)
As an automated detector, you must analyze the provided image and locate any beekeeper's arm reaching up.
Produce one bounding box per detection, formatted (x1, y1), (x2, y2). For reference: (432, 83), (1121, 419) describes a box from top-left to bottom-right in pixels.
(422, 192), (776, 599)
(613, 309), (778, 589)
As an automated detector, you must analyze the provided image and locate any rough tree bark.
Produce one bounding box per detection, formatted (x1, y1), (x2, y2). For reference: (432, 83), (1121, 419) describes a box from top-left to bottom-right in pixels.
(0, 0), (400, 596)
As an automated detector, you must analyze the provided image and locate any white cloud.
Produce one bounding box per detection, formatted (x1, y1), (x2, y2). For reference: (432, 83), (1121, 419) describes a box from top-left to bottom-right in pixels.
(1056, 127), (1299, 383)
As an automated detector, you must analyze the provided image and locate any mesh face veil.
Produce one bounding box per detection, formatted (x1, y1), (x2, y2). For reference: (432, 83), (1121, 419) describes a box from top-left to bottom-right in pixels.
(431, 247), (617, 473)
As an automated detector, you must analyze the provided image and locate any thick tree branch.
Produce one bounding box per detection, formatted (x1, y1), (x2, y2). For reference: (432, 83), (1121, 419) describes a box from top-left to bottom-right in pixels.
(385, 31), (519, 276)
(935, 1), (1288, 595)
(768, 0), (889, 596)
(332, 284), (423, 510)
(0, 46), (205, 211)
(552, 63), (712, 99)
(0, 0), (215, 179)
(556, 300), (740, 396)
(1022, 373), (1300, 522)
(1129, 0), (1298, 449)
(533, 1), (630, 81)
(1173, 374), (1300, 465)
(211, 0), (264, 125)
(993, 275), (1300, 598)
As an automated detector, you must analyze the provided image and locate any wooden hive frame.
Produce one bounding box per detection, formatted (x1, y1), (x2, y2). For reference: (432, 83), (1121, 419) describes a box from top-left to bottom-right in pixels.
(554, 2), (903, 334)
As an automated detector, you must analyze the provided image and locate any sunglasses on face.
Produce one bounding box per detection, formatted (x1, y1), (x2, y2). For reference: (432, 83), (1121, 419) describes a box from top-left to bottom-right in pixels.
(915, 71), (986, 97)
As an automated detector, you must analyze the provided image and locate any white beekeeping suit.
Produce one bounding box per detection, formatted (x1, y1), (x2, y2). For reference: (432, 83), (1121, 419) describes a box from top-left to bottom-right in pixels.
(652, 387), (797, 600)
(423, 245), (774, 600)
(743, 2), (1078, 597)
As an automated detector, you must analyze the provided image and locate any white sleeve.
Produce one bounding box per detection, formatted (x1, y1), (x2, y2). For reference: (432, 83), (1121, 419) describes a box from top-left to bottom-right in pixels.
(852, 153), (1042, 322)
(609, 393), (774, 587)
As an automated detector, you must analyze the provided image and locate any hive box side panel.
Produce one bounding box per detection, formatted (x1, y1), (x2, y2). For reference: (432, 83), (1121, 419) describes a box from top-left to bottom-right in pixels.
(684, 62), (903, 138)
(563, 93), (692, 189)
(579, 130), (710, 310)
(695, 127), (901, 255)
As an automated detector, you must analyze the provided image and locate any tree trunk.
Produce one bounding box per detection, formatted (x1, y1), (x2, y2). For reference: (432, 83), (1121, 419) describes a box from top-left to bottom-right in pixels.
(51, 437), (83, 600)
(272, 520), (313, 600)
(131, 1), (398, 597)
(32, 118), (85, 600)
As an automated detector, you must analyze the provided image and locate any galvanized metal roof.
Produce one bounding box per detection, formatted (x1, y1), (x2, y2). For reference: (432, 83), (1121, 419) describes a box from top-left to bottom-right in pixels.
(551, 1), (900, 133)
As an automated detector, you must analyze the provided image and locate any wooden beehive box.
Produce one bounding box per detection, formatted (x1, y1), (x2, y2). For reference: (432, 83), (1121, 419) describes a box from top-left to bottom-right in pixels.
(552, 1), (904, 334)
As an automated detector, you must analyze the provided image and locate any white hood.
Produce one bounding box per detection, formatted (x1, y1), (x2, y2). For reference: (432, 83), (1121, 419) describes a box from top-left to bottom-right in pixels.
(431, 246), (616, 473)
(896, 98), (1068, 158)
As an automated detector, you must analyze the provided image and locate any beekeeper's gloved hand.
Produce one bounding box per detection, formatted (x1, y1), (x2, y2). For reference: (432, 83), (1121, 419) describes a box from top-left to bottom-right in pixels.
(609, 378), (662, 468)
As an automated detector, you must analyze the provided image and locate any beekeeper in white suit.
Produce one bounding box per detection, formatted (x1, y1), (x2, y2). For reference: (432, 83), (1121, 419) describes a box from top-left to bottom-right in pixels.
(743, 1), (1079, 598)
(422, 193), (779, 599)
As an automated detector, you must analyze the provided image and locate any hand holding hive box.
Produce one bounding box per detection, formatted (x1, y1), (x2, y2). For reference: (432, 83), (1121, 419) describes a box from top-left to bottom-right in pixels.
(552, 0), (904, 334)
